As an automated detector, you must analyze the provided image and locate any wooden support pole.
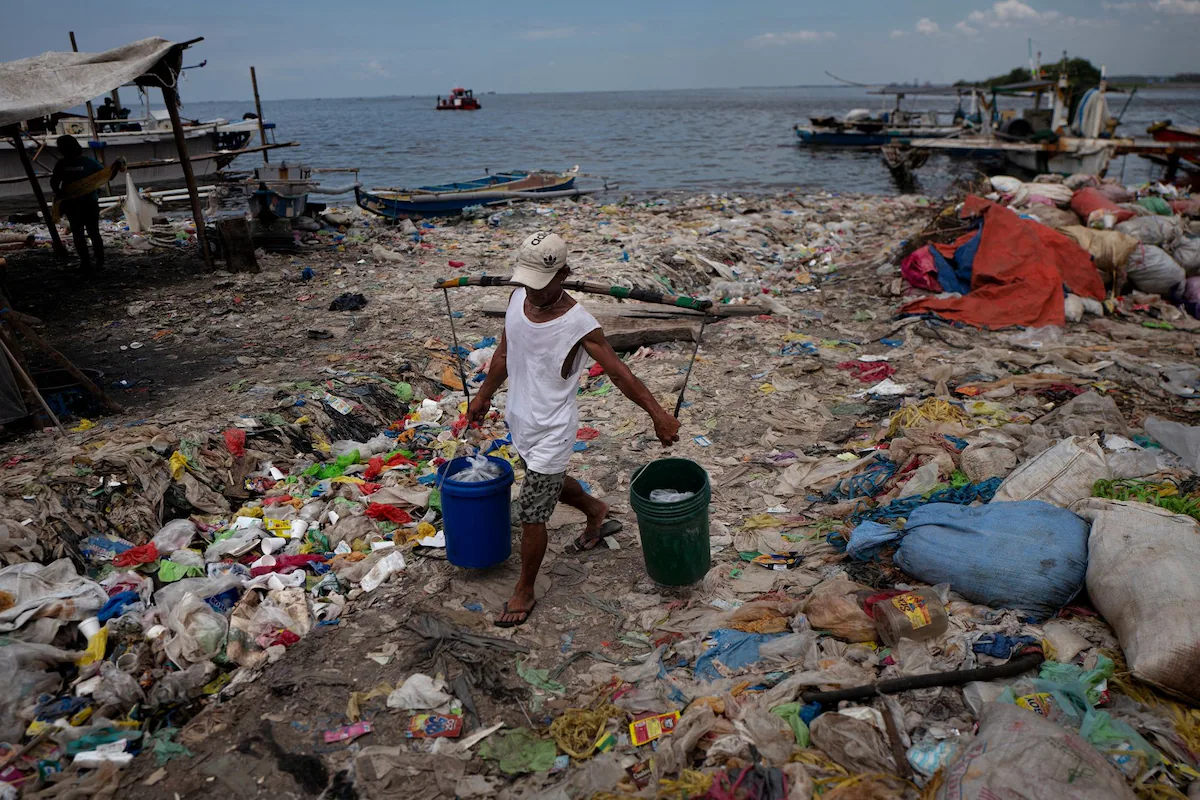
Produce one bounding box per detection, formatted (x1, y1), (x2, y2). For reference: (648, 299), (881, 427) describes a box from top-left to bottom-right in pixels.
(0, 335), (65, 435)
(68, 32), (103, 158)
(4, 315), (121, 412)
(9, 135), (67, 257)
(160, 84), (214, 269)
(250, 66), (269, 164)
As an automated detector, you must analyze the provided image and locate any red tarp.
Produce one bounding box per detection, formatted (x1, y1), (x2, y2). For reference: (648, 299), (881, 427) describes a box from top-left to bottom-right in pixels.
(900, 196), (1105, 328)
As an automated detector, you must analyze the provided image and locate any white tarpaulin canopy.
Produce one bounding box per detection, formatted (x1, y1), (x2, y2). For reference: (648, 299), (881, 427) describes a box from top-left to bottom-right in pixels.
(0, 37), (182, 129)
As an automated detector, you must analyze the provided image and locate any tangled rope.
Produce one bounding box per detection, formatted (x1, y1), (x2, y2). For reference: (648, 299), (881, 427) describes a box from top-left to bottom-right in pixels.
(550, 704), (623, 760)
(825, 459), (898, 501)
(886, 398), (971, 438)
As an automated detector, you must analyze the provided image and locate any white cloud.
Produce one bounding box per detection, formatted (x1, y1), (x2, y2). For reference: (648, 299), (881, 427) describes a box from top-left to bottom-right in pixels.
(915, 17), (942, 34)
(750, 30), (836, 46)
(520, 26), (577, 41)
(961, 0), (1061, 29)
(1104, 0), (1200, 9)
(955, 20), (980, 34)
(889, 29), (907, 38)
(1151, 0), (1200, 12)
(361, 59), (388, 78)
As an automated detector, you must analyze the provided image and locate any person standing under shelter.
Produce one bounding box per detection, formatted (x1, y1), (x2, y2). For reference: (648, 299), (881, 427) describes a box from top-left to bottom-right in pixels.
(467, 231), (681, 627)
(50, 136), (105, 272)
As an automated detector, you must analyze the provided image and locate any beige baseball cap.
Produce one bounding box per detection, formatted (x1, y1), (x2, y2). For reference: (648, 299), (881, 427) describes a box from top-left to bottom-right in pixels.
(511, 231), (568, 290)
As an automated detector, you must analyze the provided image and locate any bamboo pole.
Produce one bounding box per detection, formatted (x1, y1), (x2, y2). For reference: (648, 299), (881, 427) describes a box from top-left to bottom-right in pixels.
(160, 83), (213, 269)
(0, 335), (65, 434)
(9, 135), (67, 257)
(250, 66), (269, 164)
(68, 33), (101, 150)
(4, 315), (121, 412)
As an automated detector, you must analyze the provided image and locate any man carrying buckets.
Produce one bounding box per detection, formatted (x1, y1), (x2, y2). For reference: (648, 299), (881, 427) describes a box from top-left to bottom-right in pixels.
(467, 231), (681, 627)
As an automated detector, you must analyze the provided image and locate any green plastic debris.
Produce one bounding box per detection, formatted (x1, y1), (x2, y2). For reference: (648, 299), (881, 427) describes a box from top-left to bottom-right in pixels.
(479, 727), (558, 775)
(158, 559), (203, 583)
(147, 728), (194, 765)
(395, 382), (414, 402)
(1039, 654), (1114, 706)
(516, 657), (565, 695)
(770, 703), (811, 747)
(304, 451), (360, 480)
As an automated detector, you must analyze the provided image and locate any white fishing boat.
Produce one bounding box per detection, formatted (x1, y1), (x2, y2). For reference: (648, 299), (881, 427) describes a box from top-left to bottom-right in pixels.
(0, 104), (263, 201)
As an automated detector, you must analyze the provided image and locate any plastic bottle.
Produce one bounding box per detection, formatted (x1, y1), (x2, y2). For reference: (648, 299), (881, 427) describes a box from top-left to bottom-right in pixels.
(873, 588), (949, 646)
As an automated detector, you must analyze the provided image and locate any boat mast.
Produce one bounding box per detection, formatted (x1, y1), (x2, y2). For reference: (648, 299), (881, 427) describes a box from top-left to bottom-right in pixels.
(1051, 51), (1070, 133)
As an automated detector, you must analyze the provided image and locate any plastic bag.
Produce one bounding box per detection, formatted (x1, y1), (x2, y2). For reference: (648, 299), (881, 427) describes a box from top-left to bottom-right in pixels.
(1125, 244), (1185, 296)
(147, 660), (217, 706)
(803, 577), (876, 642)
(1144, 416), (1200, 472)
(150, 519), (198, 555)
(1073, 498), (1200, 703)
(94, 661), (146, 709)
(897, 461), (940, 498)
(649, 489), (695, 502)
(1115, 215), (1183, 247)
(993, 435), (1110, 508)
(450, 454), (502, 483)
(361, 550), (406, 592)
(1170, 234), (1200, 275)
(0, 641), (72, 741)
(809, 712), (896, 775)
(122, 172), (155, 234)
(937, 703), (1133, 800)
(387, 673), (453, 710)
(163, 593), (228, 668)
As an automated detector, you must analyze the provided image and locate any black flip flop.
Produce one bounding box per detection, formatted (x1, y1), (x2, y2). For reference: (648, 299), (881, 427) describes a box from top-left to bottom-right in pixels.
(495, 600), (537, 628)
(564, 519), (624, 555)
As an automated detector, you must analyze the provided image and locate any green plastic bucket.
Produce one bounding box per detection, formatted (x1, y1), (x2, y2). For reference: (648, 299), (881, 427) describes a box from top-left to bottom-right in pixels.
(630, 458), (711, 586)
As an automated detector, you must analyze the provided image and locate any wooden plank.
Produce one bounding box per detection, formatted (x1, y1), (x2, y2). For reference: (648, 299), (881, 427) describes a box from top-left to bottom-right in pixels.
(605, 321), (699, 352)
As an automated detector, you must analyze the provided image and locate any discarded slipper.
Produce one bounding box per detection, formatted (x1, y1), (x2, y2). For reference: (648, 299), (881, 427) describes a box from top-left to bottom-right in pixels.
(495, 600), (536, 628)
(564, 519), (624, 555)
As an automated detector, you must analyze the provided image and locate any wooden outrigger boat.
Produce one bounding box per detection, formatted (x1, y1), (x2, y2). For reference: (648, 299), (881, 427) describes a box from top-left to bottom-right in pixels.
(355, 167), (600, 221)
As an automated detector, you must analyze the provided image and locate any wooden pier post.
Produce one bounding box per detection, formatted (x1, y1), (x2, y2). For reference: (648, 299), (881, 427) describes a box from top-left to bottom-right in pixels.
(160, 84), (214, 269)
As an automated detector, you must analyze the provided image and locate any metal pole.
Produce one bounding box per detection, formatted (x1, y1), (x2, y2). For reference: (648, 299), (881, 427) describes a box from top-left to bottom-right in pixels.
(250, 67), (269, 164)
(10, 135), (67, 257)
(160, 84), (213, 269)
(442, 288), (472, 407)
(673, 317), (707, 418)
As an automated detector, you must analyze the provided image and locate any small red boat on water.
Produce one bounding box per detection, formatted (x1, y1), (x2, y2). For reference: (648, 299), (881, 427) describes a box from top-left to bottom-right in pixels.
(1148, 120), (1200, 165)
(436, 88), (480, 111)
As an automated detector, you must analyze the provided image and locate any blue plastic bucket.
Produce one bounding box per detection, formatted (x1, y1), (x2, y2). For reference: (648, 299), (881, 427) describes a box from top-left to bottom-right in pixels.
(437, 455), (515, 569)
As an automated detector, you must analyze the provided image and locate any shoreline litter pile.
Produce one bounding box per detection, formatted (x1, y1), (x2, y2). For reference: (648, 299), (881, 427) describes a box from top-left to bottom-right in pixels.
(0, 178), (1199, 800)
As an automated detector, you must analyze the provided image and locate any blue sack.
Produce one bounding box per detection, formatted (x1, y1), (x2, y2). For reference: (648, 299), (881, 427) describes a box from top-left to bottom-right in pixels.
(846, 501), (1088, 620)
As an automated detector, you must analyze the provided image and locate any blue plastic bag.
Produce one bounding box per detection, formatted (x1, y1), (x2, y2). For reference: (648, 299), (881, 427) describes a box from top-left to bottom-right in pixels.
(846, 501), (1088, 620)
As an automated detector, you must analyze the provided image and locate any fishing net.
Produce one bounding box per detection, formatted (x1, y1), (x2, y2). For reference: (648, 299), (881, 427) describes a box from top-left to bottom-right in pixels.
(886, 398), (971, 438)
(549, 704), (623, 760)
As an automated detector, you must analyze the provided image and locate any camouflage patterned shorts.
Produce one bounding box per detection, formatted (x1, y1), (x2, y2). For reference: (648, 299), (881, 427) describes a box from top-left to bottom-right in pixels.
(516, 468), (566, 525)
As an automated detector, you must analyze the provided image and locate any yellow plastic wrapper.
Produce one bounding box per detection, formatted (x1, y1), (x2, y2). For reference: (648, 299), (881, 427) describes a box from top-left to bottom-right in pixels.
(168, 451), (188, 480)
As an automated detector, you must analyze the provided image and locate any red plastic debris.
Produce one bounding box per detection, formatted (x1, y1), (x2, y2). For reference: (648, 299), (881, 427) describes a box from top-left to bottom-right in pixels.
(588, 363), (605, 378)
(113, 543), (159, 568)
(576, 427), (601, 441)
(365, 504), (413, 524)
(223, 428), (246, 457)
(836, 360), (896, 383)
(448, 260), (465, 268)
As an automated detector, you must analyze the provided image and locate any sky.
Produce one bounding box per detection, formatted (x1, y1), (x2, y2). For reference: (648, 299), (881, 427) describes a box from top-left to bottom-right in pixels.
(3, 0), (1199, 102)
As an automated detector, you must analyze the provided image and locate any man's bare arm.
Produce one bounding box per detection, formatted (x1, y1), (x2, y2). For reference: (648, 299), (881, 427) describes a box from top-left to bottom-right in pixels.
(466, 334), (507, 424)
(581, 329), (680, 446)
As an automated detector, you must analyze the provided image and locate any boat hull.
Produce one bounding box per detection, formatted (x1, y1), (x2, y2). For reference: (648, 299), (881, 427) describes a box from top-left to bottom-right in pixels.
(0, 121), (256, 204)
(356, 172), (577, 220)
(1149, 123), (1200, 165)
(796, 125), (963, 148)
(1004, 146), (1112, 176)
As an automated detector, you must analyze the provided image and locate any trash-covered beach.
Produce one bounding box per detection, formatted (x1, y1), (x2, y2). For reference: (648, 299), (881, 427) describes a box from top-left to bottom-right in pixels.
(3, 177), (1200, 800)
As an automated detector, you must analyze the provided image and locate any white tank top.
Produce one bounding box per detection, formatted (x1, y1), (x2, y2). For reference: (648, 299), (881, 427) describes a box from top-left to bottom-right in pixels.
(504, 288), (601, 474)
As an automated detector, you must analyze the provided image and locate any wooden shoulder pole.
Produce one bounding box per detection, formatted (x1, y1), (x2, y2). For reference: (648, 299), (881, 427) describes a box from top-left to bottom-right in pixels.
(160, 84), (214, 269)
(9, 135), (67, 257)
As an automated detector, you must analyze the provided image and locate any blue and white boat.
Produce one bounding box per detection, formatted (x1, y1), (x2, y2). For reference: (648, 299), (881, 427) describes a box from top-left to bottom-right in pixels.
(355, 167), (589, 221)
(796, 86), (975, 148)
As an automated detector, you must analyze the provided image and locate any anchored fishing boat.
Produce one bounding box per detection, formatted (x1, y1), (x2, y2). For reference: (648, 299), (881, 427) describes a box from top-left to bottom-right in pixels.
(795, 86), (975, 147)
(355, 167), (601, 221)
(886, 67), (1200, 177)
(436, 88), (480, 110)
(1148, 120), (1200, 166)
(247, 162), (361, 221)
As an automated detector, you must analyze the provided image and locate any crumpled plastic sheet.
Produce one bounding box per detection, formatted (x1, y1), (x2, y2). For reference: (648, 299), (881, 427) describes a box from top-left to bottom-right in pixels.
(695, 629), (786, 680)
(0, 559), (108, 643)
(809, 711), (897, 775)
(479, 727), (558, 775)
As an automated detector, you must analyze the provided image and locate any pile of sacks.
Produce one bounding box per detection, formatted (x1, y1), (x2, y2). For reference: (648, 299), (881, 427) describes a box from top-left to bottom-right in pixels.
(988, 174), (1200, 310)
